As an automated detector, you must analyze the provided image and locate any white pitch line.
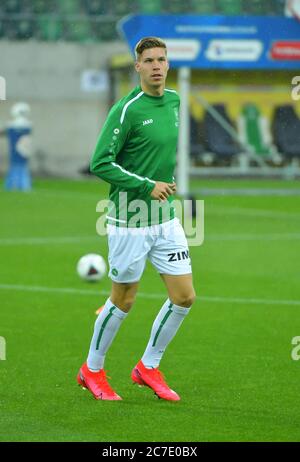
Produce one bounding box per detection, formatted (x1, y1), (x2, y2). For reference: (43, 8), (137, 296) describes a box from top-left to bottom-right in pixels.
(0, 236), (99, 245)
(36, 188), (103, 200)
(207, 233), (300, 242)
(1, 232), (300, 246)
(31, 188), (300, 219)
(0, 283), (300, 306)
(207, 205), (300, 220)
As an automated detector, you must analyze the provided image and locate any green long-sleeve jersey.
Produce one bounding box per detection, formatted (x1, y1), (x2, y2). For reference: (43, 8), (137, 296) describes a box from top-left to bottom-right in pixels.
(90, 85), (180, 227)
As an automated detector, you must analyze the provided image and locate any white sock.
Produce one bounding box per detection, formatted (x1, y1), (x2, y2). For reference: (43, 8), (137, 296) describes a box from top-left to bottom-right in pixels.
(87, 298), (128, 371)
(141, 298), (190, 369)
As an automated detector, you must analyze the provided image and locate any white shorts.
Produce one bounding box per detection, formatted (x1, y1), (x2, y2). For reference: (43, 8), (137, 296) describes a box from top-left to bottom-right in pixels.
(107, 218), (192, 283)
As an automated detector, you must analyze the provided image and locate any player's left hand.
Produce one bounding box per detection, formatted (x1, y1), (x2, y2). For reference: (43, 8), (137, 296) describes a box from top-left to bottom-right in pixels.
(170, 182), (177, 193)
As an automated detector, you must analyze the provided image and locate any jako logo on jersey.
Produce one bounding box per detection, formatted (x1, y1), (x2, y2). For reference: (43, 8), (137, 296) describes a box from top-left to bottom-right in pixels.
(167, 250), (189, 262)
(143, 119), (153, 126)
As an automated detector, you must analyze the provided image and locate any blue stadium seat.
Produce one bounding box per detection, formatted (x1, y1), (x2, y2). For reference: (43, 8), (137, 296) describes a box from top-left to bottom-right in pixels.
(272, 105), (300, 159)
(203, 104), (241, 161)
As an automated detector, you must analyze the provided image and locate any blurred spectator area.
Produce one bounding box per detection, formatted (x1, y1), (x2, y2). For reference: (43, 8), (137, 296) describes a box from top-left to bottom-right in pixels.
(189, 102), (300, 166)
(0, 0), (289, 42)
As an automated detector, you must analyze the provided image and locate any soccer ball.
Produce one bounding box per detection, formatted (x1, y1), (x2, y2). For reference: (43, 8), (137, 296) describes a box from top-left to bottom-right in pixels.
(76, 253), (107, 282)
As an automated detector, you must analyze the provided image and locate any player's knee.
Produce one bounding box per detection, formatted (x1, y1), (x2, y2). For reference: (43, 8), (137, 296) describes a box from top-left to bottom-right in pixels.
(122, 297), (135, 311)
(112, 294), (136, 312)
(173, 290), (196, 308)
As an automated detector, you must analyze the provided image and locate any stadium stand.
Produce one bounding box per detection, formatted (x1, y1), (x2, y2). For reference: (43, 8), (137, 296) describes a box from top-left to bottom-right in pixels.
(84, 0), (105, 15)
(65, 17), (92, 42)
(112, 0), (137, 15)
(4, 0), (21, 14)
(3, 19), (18, 39)
(243, 0), (266, 14)
(138, 0), (162, 13)
(90, 19), (118, 41)
(36, 15), (63, 40)
(203, 104), (242, 162)
(162, 0), (190, 13)
(0, 0), (288, 42)
(0, 19), (4, 38)
(272, 105), (300, 159)
(59, 0), (82, 15)
(32, 0), (57, 14)
(218, 0), (242, 15)
(190, 0), (216, 14)
(16, 17), (35, 39)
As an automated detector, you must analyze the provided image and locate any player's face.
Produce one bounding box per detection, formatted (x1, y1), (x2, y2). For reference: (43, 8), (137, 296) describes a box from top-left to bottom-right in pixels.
(135, 47), (169, 91)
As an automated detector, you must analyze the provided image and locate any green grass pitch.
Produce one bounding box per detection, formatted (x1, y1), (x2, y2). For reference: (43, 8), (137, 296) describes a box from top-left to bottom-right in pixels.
(0, 178), (300, 442)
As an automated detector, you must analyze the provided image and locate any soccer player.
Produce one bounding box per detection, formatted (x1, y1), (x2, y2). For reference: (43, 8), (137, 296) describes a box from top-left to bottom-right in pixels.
(77, 37), (196, 401)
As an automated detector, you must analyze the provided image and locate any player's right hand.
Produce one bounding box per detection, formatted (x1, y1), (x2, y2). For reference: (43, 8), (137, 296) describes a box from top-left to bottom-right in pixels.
(150, 181), (176, 202)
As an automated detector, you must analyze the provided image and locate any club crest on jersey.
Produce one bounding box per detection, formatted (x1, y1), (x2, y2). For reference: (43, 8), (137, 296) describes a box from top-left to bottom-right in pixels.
(143, 119), (153, 126)
(174, 108), (179, 127)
